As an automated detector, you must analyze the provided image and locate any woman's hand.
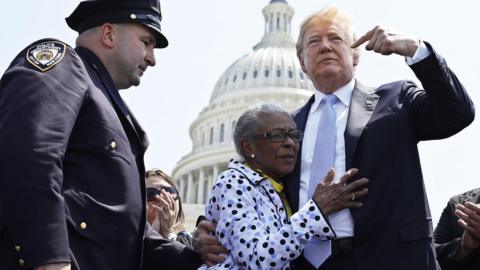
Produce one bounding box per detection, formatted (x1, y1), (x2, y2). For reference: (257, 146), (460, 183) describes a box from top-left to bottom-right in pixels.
(153, 190), (177, 238)
(312, 168), (369, 216)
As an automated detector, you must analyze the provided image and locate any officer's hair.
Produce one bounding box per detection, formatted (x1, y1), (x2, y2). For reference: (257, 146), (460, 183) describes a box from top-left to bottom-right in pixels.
(75, 24), (128, 47)
(76, 26), (101, 47)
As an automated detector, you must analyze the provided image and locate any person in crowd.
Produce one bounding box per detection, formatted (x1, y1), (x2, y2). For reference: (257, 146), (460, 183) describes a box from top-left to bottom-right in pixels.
(285, 5), (475, 270)
(197, 103), (369, 270)
(146, 169), (193, 247)
(0, 1), (202, 269)
(434, 188), (480, 269)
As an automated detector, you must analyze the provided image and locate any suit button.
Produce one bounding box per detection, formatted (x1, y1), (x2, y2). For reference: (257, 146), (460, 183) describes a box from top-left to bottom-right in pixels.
(110, 140), (117, 149)
(14, 245), (21, 252)
(18, 259), (25, 266)
(323, 227), (330, 233)
(80, 222), (87, 230)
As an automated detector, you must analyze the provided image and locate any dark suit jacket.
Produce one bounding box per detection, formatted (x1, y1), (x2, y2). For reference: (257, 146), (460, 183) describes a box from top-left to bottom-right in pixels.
(434, 188), (480, 270)
(0, 39), (201, 269)
(285, 43), (475, 270)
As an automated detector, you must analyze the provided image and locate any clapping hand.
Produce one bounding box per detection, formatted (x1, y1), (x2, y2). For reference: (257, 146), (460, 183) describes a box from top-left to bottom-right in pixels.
(455, 201), (480, 256)
(152, 189), (177, 238)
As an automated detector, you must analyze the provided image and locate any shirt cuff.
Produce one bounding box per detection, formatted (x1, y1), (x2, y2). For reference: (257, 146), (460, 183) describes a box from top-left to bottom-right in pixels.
(405, 41), (431, 65)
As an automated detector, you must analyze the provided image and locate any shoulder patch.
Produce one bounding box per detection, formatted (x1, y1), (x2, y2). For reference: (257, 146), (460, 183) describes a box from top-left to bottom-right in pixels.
(26, 41), (67, 72)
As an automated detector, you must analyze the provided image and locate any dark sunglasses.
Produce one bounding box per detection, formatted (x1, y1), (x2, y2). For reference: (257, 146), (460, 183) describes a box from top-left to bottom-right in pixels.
(146, 186), (179, 201)
(254, 128), (303, 143)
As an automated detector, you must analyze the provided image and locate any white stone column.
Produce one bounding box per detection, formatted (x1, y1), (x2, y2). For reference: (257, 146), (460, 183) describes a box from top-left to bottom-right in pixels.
(186, 172), (195, 203)
(196, 168), (205, 204)
(206, 176), (213, 198)
(175, 178), (181, 199)
(181, 176), (188, 201)
(210, 164), (219, 190)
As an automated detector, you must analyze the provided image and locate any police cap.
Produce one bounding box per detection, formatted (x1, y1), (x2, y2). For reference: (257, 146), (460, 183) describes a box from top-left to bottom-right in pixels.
(66, 0), (168, 48)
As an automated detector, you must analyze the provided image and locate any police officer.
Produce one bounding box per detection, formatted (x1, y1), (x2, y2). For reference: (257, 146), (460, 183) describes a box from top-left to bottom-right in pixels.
(0, 0), (202, 269)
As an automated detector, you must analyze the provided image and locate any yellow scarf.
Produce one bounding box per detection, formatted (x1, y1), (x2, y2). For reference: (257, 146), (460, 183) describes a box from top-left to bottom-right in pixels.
(251, 167), (293, 217)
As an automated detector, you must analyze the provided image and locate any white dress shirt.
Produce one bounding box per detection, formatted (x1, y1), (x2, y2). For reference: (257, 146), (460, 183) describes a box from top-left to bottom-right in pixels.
(299, 78), (356, 237)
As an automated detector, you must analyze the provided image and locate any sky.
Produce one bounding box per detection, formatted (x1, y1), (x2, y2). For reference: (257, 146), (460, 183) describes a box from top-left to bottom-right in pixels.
(1, 0), (479, 222)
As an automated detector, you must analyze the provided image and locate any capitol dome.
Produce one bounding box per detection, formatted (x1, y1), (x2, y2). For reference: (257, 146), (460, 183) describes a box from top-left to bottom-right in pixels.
(210, 1), (314, 103)
(172, 0), (315, 205)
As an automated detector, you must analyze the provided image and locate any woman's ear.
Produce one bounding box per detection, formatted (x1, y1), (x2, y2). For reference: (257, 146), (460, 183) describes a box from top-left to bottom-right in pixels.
(240, 138), (254, 158)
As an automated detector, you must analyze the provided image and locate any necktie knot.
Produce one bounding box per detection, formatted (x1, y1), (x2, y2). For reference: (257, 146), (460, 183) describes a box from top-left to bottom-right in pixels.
(323, 94), (338, 106)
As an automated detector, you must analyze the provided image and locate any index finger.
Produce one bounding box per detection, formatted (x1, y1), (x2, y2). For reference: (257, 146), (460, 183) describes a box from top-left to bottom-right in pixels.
(162, 190), (175, 208)
(338, 168), (359, 185)
(351, 29), (375, 48)
(465, 201), (480, 212)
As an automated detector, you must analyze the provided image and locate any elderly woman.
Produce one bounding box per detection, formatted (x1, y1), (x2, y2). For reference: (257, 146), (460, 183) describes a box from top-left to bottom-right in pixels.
(198, 104), (368, 270)
(145, 169), (192, 247)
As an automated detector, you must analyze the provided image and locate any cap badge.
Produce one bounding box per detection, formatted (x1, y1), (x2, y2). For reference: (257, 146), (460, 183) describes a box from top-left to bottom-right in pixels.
(26, 41), (66, 72)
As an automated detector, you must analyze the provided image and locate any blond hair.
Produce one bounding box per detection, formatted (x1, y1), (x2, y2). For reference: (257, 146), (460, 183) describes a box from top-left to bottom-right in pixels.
(296, 5), (356, 58)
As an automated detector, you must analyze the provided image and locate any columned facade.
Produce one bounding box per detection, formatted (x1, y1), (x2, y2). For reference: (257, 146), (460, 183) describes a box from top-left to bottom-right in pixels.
(179, 164), (227, 204)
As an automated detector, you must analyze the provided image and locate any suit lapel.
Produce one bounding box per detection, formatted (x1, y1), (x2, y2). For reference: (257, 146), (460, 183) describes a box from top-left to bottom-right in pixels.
(286, 95), (315, 212)
(344, 81), (378, 170)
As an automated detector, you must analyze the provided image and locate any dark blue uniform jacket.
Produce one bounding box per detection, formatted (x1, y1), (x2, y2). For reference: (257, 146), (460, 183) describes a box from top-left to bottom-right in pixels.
(0, 39), (201, 270)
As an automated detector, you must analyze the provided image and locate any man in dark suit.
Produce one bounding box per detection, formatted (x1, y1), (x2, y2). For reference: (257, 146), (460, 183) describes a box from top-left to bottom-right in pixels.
(0, 1), (202, 269)
(434, 188), (480, 269)
(286, 5), (475, 270)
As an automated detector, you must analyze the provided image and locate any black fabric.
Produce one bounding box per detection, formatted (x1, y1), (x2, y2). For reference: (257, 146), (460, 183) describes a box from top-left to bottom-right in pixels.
(285, 43), (474, 270)
(434, 188), (480, 270)
(66, 0), (168, 48)
(0, 39), (199, 269)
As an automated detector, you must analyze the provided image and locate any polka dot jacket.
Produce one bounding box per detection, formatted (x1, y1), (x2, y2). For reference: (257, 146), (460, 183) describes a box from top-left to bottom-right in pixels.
(198, 159), (335, 270)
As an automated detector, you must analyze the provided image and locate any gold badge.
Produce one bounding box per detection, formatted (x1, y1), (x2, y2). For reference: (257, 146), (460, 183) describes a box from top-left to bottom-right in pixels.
(26, 41), (66, 72)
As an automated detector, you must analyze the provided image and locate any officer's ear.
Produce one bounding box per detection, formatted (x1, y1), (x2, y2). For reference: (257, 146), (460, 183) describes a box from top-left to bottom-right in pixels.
(99, 23), (116, 49)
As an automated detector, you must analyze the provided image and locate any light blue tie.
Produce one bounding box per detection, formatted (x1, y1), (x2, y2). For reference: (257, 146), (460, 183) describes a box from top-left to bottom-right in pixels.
(304, 94), (338, 268)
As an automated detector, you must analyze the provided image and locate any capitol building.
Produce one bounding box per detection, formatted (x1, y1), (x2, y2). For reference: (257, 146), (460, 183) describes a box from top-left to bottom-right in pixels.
(172, 0), (315, 208)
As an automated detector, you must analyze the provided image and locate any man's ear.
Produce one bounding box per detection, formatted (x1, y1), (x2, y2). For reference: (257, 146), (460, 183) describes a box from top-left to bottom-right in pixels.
(99, 23), (116, 49)
(299, 55), (307, 73)
(352, 48), (360, 67)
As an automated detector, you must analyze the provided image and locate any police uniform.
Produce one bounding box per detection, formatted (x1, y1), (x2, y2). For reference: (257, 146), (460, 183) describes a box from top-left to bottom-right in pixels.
(0, 1), (201, 269)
